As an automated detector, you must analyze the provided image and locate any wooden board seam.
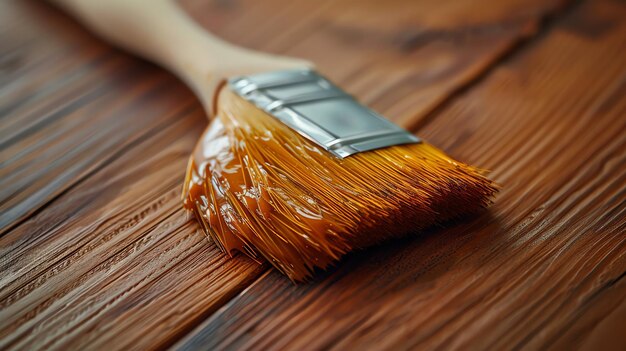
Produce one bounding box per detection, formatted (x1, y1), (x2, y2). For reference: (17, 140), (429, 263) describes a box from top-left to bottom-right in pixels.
(408, 0), (580, 132)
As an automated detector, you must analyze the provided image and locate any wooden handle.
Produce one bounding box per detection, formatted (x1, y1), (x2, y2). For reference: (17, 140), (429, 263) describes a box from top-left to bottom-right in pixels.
(51, 0), (312, 115)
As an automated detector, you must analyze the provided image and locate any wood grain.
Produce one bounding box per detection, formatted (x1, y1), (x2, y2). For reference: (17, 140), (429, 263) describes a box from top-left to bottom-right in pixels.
(1, 0), (624, 349)
(0, 112), (266, 350)
(1, 2), (268, 349)
(0, 1), (193, 233)
(175, 0), (626, 349)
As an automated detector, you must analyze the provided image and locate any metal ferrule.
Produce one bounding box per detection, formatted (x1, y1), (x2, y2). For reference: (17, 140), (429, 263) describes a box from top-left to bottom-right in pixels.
(228, 69), (420, 158)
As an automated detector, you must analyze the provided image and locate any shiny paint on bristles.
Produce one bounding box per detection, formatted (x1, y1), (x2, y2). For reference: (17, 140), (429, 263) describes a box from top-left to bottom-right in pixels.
(183, 88), (498, 281)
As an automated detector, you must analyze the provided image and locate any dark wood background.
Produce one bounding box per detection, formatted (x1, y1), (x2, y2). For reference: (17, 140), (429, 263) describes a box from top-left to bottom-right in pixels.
(1, 0), (625, 349)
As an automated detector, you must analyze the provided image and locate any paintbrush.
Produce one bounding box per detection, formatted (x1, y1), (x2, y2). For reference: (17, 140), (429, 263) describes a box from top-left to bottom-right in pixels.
(52, 0), (498, 281)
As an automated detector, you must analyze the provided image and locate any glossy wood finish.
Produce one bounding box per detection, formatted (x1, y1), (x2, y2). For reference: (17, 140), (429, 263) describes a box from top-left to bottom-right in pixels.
(1, 0), (624, 349)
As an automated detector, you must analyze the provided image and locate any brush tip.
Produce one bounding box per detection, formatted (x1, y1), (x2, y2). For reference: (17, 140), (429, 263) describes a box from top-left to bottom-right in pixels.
(184, 88), (498, 281)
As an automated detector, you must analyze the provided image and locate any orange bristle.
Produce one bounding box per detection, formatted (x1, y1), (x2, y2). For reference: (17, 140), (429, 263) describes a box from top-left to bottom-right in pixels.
(183, 88), (498, 281)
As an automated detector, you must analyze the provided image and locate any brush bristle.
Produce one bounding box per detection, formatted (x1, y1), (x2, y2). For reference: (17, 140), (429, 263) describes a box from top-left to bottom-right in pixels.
(183, 88), (498, 281)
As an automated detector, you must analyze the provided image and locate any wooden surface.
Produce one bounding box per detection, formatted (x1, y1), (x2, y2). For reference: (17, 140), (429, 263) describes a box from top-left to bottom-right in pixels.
(0, 0), (624, 350)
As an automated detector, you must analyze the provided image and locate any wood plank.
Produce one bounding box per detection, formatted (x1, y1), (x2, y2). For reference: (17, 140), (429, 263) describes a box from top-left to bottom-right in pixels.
(0, 1), (195, 232)
(175, 0), (626, 349)
(0, 111), (266, 350)
(0, 0), (606, 349)
(0, 4), (267, 349)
